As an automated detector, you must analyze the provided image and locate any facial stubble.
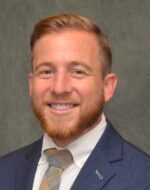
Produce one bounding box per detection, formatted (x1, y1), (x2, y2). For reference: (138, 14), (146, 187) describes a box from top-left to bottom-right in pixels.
(31, 90), (104, 142)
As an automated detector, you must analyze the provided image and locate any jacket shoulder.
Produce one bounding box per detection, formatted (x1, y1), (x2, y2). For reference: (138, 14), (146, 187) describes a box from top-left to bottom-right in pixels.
(100, 122), (150, 189)
(123, 139), (150, 170)
(0, 138), (42, 167)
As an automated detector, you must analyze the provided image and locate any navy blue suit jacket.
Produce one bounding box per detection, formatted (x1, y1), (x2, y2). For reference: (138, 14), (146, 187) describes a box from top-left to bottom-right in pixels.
(0, 122), (150, 190)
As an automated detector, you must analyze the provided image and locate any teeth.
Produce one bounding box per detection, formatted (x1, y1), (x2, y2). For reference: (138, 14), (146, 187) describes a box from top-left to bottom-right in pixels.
(51, 104), (74, 110)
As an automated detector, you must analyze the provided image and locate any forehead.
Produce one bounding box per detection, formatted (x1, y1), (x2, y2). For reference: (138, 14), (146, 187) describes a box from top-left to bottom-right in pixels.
(32, 30), (101, 70)
(33, 30), (99, 51)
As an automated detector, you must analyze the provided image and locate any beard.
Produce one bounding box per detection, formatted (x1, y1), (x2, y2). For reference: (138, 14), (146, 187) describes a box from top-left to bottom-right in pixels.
(31, 91), (104, 142)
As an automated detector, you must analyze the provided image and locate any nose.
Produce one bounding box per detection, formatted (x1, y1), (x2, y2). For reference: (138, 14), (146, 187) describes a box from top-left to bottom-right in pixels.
(50, 71), (72, 95)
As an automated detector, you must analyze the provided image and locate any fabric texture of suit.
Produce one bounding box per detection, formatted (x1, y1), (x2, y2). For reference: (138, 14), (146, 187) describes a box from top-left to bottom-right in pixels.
(0, 121), (150, 190)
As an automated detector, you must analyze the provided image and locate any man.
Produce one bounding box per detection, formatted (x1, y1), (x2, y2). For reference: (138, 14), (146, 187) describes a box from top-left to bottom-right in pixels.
(0, 13), (150, 190)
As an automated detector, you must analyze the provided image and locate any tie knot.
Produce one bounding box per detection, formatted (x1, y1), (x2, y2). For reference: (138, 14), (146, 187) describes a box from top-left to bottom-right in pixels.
(44, 148), (73, 170)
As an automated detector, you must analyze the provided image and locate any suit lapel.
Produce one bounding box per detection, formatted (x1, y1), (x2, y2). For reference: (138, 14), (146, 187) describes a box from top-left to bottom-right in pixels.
(14, 138), (42, 190)
(71, 148), (116, 190)
(71, 122), (123, 190)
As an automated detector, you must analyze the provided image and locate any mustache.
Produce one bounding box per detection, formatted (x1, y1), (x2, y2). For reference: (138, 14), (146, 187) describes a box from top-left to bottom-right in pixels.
(44, 92), (79, 103)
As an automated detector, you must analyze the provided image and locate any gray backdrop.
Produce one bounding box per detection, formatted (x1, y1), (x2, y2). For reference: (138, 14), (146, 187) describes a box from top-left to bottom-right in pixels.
(0, 0), (150, 156)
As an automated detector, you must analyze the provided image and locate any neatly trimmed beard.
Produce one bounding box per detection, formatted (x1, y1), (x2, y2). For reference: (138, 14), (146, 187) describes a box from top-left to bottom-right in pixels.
(31, 92), (104, 141)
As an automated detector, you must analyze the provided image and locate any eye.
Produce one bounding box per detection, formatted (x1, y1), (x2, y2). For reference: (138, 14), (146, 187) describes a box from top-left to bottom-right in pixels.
(34, 67), (55, 79)
(71, 69), (88, 79)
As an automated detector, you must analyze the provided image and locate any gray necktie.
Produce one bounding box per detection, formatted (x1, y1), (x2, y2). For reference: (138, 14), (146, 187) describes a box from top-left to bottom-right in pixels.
(39, 148), (73, 190)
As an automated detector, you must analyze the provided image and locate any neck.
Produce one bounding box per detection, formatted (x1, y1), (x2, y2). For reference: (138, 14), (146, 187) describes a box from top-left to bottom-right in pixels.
(52, 116), (102, 148)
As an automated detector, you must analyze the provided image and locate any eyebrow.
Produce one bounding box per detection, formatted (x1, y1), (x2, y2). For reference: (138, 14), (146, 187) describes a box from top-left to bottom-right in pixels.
(34, 62), (54, 71)
(33, 61), (93, 72)
(68, 61), (93, 72)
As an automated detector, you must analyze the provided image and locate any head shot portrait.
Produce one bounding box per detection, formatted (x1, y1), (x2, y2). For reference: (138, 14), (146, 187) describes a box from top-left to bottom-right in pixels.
(0, 12), (150, 190)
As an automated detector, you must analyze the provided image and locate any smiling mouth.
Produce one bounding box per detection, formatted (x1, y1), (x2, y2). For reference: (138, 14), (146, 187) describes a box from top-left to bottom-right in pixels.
(47, 103), (79, 113)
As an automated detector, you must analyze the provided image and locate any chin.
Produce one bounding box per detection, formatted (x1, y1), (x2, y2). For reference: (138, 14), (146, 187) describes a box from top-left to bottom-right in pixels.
(42, 119), (82, 139)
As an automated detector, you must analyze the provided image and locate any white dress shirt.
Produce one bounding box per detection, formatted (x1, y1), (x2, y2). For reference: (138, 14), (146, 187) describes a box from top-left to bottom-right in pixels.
(32, 114), (107, 190)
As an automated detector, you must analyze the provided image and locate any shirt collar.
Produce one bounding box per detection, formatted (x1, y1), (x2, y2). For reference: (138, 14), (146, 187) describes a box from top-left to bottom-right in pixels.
(41, 114), (106, 168)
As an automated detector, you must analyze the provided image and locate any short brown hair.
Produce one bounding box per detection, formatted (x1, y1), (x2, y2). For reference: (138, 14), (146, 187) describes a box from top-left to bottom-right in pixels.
(30, 13), (112, 75)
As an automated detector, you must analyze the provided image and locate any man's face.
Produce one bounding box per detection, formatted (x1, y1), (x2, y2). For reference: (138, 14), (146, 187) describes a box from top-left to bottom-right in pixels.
(29, 30), (107, 145)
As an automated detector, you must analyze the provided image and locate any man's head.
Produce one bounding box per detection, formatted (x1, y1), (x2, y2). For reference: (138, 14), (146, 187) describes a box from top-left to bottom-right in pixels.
(29, 13), (117, 146)
(30, 13), (112, 77)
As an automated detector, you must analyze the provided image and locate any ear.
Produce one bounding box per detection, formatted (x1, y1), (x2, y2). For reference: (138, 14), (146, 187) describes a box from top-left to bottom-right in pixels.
(103, 73), (117, 103)
(28, 72), (33, 97)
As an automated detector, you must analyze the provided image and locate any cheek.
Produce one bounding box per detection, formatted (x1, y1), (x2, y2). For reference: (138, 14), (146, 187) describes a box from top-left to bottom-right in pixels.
(75, 80), (102, 101)
(30, 80), (50, 99)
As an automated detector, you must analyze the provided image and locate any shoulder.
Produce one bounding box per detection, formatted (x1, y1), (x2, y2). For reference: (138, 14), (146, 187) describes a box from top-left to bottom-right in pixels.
(101, 121), (150, 188)
(108, 121), (150, 183)
(120, 139), (150, 188)
(122, 138), (150, 171)
(105, 120), (150, 161)
(112, 121), (150, 166)
(0, 138), (42, 167)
